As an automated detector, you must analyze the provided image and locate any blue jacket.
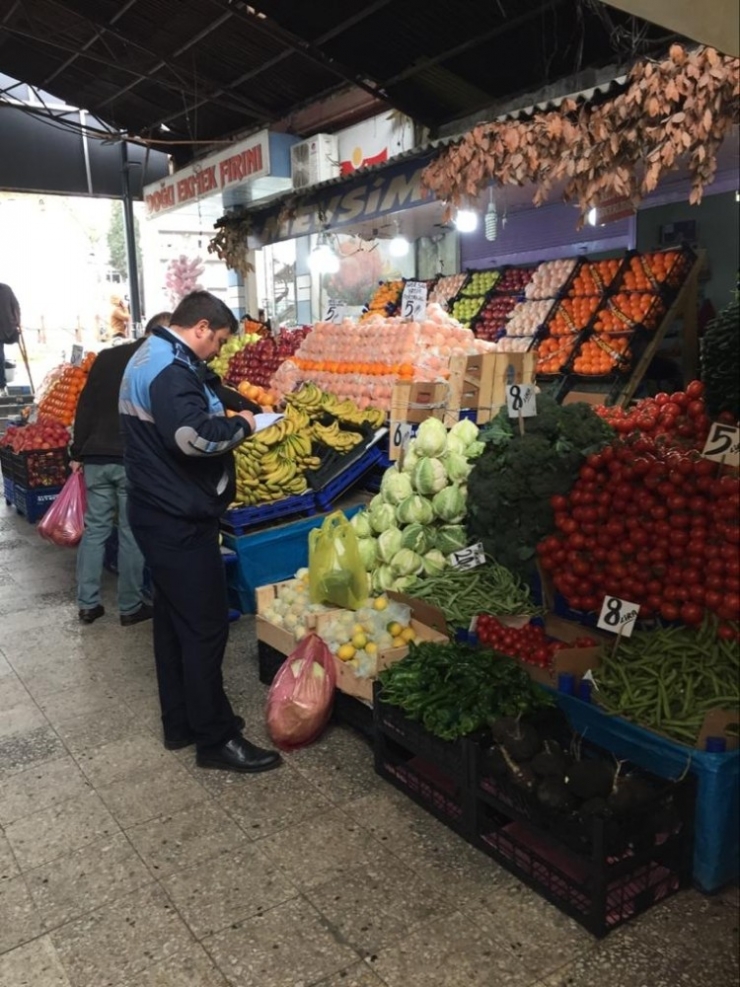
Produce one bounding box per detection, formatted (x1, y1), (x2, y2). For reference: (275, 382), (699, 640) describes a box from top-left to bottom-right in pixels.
(119, 326), (250, 519)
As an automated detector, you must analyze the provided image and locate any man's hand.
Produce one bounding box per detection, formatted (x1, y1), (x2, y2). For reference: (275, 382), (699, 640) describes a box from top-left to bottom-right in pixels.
(69, 460), (82, 473)
(238, 410), (256, 433)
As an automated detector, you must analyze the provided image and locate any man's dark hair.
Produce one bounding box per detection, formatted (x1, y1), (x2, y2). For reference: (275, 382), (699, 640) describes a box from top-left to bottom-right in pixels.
(144, 311), (172, 334)
(171, 291), (238, 334)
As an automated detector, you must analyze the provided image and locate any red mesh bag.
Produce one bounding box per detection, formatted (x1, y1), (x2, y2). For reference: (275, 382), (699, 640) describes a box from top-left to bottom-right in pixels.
(266, 633), (336, 751)
(37, 471), (86, 547)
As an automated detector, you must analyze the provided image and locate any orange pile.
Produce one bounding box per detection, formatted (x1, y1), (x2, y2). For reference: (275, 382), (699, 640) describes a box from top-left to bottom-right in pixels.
(294, 357), (414, 378)
(573, 335), (631, 375)
(569, 259), (621, 297)
(236, 381), (280, 408)
(536, 337), (576, 374)
(593, 293), (665, 332)
(548, 297), (600, 336)
(621, 251), (684, 290)
(37, 354), (96, 426)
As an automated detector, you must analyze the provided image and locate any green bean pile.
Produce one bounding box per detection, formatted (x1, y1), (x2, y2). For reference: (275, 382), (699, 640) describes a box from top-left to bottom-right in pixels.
(596, 618), (740, 745)
(407, 561), (537, 626)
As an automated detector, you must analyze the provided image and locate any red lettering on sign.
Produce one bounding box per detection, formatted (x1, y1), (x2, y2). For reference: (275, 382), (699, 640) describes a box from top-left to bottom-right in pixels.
(145, 185), (176, 214)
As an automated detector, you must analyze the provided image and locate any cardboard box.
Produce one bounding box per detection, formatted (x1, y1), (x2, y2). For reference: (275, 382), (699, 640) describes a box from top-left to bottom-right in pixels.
(388, 381), (449, 462)
(254, 580), (344, 656)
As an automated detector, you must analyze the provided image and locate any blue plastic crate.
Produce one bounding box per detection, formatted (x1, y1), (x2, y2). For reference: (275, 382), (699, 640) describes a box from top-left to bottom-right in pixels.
(223, 503), (364, 614)
(314, 445), (382, 512)
(555, 692), (740, 894)
(220, 491), (317, 535)
(3, 474), (14, 506)
(13, 484), (62, 523)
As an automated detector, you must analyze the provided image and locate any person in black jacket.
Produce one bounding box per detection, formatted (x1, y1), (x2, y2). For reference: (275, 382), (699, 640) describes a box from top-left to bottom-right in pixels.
(71, 337), (152, 626)
(120, 291), (280, 775)
(0, 282), (21, 395)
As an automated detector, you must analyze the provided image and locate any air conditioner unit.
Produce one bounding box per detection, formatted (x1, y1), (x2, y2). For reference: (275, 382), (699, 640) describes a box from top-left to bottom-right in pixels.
(290, 134), (340, 189)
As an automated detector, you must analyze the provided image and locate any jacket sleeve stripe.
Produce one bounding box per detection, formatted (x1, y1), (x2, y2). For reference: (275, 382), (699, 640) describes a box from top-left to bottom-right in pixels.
(174, 424), (247, 457)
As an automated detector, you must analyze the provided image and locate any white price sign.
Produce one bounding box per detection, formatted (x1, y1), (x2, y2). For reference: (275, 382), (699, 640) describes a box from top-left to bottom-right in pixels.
(702, 422), (740, 468)
(401, 281), (428, 321)
(449, 542), (486, 572)
(70, 344), (84, 367)
(391, 421), (413, 451)
(323, 299), (345, 323)
(506, 384), (537, 418)
(597, 595), (639, 637)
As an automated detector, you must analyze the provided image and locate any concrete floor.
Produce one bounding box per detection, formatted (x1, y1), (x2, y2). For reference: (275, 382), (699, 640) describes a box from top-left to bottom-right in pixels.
(0, 501), (738, 987)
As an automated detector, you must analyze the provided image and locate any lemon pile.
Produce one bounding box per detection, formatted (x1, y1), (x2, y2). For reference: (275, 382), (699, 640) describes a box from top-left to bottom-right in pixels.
(322, 596), (417, 677)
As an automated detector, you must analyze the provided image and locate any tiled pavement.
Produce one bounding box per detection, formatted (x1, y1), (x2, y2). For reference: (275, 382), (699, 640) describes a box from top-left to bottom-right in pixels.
(0, 502), (738, 987)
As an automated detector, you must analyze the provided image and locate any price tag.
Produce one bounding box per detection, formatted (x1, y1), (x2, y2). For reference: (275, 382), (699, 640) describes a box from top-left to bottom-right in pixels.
(597, 595), (639, 637)
(506, 384), (537, 418)
(323, 299), (345, 323)
(70, 344), (84, 367)
(401, 281), (428, 321)
(449, 542), (486, 572)
(702, 422), (740, 468)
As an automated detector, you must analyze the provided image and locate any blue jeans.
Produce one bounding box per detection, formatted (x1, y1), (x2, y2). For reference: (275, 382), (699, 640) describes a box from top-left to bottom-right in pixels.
(76, 463), (145, 615)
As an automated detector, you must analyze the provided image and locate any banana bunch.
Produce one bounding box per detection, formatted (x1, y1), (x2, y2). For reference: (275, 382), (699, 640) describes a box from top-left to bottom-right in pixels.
(310, 419), (363, 452)
(320, 392), (385, 430)
(233, 418), (321, 507)
(285, 381), (325, 416)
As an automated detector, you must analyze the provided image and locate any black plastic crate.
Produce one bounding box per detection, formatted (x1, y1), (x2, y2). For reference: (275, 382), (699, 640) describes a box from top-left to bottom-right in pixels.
(474, 803), (688, 937)
(375, 734), (473, 835)
(373, 682), (469, 778)
(11, 447), (69, 488)
(0, 444), (15, 479)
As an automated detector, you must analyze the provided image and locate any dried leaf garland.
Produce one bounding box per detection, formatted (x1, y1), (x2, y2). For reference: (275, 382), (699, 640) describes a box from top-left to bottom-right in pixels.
(421, 44), (739, 222)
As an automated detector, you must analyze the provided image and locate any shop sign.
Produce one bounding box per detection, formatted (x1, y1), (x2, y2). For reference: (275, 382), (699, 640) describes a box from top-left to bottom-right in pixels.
(595, 195), (636, 225)
(143, 130), (270, 218)
(337, 113), (414, 176)
(251, 156), (433, 246)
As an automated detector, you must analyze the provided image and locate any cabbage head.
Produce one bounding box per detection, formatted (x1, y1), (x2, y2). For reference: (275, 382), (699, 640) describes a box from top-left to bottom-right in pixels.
(415, 417), (447, 457)
(449, 418), (479, 446)
(396, 494), (434, 526)
(412, 457), (448, 496)
(465, 440), (486, 459)
(377, 527), (403, 563)
(350, 509), (372, 539)
(432, 485), (466, 523)
(442, 451), (472, 483)
(369, 494), (384, 513)
(369, 501), (397, 534)
(400, 444), (420, 474)
(435, 524), (468, 555)
(422, 549), (447, 576)
(357, 536), (377, 571)
(392, 575), (418, 593)
(380, 467), (413, 506)
(371, 564), (396, 594)
(390, 548), (424, 577)
(400, 523), (433, 555)
(445, 433), (467, 456)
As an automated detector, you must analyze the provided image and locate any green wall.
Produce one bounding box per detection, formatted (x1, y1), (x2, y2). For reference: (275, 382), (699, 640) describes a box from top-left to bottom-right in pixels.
(637, 191), (738, 314)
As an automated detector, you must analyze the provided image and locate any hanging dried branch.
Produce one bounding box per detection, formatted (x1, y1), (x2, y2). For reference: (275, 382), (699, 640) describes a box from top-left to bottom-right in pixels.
(421, 44), (739, 222)
(208, 212), (254, 278)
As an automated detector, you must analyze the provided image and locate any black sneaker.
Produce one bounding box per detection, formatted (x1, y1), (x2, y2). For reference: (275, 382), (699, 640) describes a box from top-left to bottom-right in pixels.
(120, 603), (154, 626)
(79, 605), (105, 624)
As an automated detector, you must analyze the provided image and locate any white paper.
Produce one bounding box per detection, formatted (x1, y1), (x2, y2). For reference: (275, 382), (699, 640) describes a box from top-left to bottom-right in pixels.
(506, 384), (537, 419)
(252, 413), (284, 433)
(597, 595), (639, 637)
(702, 422), (740, 467)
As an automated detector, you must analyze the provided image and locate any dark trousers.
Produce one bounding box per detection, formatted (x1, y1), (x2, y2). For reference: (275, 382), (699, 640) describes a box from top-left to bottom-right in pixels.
(128, 503), (236, 750)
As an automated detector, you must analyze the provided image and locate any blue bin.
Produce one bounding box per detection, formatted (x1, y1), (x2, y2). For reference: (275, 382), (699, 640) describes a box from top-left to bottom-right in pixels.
(3, 474), (14, 505)
(223, 503), (364, 614)
(555, 692), (740, 893)
(13, 484), (62, 523)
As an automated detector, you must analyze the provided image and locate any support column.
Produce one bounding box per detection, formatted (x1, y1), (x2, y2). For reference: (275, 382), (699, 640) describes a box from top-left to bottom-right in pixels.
(120, 142), (142, 326)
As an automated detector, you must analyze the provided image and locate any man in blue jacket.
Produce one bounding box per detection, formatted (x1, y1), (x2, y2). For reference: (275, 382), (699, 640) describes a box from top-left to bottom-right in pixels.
(120, 291), (280, 775)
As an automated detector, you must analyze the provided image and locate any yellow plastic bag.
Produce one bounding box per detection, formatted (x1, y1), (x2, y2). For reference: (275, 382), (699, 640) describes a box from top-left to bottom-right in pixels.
(309, 510), (368, 611)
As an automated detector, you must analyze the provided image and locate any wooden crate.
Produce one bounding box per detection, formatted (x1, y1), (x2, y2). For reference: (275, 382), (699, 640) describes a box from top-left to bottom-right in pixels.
(388, 381), (449, 461)
(445, 352), (535, 425)
(254, 580), (343, 655)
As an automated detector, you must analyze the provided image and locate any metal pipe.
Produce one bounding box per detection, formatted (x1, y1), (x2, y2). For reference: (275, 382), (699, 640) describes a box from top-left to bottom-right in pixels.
(120, 142), (142, 326)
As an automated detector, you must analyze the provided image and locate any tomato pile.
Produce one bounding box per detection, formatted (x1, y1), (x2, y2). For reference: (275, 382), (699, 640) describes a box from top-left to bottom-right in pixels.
(537, 383), (740, 632)
(594, 381), (714, 448)
(475, 615), (598, 668)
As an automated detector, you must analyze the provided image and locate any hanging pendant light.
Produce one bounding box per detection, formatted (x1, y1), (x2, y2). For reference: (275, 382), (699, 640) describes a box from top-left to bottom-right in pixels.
(454, 208), (479, 233)
(484, 189), (498, 242)
(309, 232), (340, 274)
(388, 219), (410, 257)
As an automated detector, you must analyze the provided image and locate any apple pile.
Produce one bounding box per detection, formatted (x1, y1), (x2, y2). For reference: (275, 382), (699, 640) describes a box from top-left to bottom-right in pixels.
(225, 327), (311, 390)
(495, 267), (534, 294)
(473, 295), (518, 341)
(1, 418), (70, 453)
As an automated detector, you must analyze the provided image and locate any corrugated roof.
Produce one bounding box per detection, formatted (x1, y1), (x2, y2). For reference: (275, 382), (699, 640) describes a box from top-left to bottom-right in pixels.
(0, 0), (684, 165)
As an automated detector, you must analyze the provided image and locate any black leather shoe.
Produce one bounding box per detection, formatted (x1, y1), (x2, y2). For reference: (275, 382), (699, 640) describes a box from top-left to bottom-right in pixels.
(196, 735), (282, 773)
(164, 716), (246, 751)
(120, 603), (154, 626)
(79, 605), (105, 624)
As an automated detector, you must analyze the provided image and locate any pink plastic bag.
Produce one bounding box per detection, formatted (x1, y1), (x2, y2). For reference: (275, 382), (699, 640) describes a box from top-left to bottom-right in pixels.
(37, 471), (87, 547)
(266, 633), (336, 751)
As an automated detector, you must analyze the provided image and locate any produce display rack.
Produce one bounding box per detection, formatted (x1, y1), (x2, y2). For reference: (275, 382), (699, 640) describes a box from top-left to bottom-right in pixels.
(313, 442), (384, 512)
(7, 446), (69, 489)
(221, 491), (318, 537)
(13, 484), (63, 523)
